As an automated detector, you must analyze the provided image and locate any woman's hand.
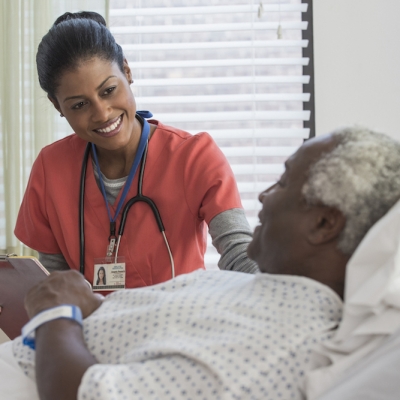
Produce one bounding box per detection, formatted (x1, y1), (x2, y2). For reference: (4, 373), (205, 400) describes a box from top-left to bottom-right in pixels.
(24, 270), (103, 319)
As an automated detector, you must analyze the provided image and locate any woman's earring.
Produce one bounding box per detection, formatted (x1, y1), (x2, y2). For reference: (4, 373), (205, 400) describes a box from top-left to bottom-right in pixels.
(129, 79), (133, 84)
(60, 113), (64, 117)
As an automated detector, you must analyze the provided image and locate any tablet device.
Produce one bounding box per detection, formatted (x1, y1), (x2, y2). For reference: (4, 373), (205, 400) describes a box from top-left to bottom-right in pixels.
(0, 255), (49, 340)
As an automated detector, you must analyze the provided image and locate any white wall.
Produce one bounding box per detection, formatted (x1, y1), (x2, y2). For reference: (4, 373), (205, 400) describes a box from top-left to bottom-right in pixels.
(313, 0), (400, 141)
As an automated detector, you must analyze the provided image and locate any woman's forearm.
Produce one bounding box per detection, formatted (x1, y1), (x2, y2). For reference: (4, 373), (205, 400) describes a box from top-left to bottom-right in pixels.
(38, 252), (71, 273)
(35, 319), (97, 400)
(209, 208), (259, 273)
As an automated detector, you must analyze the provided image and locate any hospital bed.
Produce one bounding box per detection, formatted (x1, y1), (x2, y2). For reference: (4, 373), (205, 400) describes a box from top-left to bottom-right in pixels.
(1, 200), (400, 399)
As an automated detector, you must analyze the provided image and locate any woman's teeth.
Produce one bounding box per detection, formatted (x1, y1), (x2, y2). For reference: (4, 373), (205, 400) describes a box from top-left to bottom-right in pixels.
(97, 116), (122, 133)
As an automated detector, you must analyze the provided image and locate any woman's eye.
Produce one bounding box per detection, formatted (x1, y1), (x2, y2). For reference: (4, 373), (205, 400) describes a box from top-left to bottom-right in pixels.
(72, 101), (86, 110)
(103, 86), (116, 95)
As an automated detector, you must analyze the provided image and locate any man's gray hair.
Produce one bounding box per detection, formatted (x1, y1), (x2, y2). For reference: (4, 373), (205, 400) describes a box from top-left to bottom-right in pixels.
(302, 126), (400, 255)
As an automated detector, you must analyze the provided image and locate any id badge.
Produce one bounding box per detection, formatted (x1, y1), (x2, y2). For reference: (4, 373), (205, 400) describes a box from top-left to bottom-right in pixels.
(93, 257), (126, 291)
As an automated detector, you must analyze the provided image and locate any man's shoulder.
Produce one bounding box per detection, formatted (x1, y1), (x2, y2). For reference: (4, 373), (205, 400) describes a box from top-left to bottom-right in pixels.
(155, 269), (257, 291)
(107, 269), (256, 301)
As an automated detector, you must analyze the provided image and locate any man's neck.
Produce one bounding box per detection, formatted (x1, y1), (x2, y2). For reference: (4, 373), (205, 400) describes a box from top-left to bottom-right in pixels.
(302, 249), (349, 299)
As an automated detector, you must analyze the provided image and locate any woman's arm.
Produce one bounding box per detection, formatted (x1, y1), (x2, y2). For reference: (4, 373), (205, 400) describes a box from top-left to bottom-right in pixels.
(209, 208), (259, 273)
(38, 252), (70, 272)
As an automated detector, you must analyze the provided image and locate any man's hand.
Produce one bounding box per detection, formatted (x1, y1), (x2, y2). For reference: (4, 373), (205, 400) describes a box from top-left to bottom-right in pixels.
(24, 270), (103, 319)
(23, 271), (102, 399)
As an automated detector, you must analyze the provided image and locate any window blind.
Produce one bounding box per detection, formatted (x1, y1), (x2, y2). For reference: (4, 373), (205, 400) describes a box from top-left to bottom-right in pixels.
(109, 0), (312, 268)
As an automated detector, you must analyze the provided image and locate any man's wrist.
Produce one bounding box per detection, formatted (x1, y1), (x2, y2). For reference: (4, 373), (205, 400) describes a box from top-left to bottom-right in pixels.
(22, 305), (83, 350)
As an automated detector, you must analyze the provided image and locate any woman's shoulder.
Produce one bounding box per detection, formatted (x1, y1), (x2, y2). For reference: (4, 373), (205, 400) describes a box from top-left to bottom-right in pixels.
(39, 134), (88, 159)
(151, 120), (216, 147)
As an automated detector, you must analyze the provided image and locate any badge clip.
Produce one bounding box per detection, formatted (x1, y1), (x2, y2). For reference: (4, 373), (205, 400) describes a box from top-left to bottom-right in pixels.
(107, 237), (116, 257)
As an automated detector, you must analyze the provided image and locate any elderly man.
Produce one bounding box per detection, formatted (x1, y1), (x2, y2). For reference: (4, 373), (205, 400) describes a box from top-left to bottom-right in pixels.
(1, 126), (400, 400)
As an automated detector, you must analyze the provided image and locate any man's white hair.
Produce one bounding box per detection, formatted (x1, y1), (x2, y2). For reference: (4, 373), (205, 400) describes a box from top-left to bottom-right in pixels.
(302, 126), (400, 255)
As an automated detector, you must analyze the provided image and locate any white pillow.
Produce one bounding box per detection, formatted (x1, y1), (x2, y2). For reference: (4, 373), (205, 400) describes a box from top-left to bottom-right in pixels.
(305, 198), (400, 399)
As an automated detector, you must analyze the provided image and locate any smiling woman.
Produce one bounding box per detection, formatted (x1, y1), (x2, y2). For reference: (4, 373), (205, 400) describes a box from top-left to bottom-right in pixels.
(14, 11), (258, 291)
(52, 59), (141, 163)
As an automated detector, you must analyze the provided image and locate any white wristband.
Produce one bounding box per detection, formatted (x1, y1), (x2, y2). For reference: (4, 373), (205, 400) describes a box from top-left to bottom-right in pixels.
(22, 305), (82, 350)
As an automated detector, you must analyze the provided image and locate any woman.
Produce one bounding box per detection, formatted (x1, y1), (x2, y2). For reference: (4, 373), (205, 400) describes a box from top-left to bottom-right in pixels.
(14, 11), (258, 290)
(96, 267), (106, 286)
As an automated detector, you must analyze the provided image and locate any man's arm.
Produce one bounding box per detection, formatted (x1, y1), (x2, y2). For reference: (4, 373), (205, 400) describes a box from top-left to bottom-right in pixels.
(35, 319), (96, 400)
(24, 270), (103, 400)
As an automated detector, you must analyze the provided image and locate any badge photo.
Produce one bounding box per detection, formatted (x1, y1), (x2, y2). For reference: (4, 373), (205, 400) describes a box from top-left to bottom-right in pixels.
(92, 258), (126, 291)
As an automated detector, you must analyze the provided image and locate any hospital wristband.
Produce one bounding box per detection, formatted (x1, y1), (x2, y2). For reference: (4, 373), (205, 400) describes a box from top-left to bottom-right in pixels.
(22, 304), (83, 350)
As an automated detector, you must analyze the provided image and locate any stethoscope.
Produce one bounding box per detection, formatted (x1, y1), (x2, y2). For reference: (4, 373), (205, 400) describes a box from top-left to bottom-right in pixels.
(79, 111), (175, 280)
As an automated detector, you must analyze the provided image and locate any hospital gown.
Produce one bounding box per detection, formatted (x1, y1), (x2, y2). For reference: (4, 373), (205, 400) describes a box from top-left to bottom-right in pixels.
(10, 270), (342, 400)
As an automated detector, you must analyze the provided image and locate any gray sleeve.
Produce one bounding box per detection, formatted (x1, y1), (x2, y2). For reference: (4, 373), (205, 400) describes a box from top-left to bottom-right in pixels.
(38, 252), (71, 273)
(209, 208), (259, 274)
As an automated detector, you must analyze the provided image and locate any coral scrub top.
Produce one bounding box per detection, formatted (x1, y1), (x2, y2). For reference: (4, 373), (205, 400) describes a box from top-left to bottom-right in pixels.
(14, 121), (242, 288)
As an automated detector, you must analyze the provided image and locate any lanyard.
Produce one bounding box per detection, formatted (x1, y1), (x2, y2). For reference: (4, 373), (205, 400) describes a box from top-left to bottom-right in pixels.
(91, 114), (150, 255)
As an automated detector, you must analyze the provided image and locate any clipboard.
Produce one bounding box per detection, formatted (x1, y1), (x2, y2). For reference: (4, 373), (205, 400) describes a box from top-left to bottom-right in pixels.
(0, 255), (49, 340)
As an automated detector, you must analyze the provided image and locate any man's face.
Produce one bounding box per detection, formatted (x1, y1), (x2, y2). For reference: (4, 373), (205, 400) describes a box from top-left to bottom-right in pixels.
(247, 135), (338, 274)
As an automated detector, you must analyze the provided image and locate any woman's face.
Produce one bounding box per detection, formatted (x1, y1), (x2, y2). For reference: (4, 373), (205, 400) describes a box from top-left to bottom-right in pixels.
(98, 269), (104, 279)
(52, 57), (140, 152)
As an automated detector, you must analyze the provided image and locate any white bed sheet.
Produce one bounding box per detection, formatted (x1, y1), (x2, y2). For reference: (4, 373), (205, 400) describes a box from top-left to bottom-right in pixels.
(0, 341), (39, 400)
(317, 329), (400, 400)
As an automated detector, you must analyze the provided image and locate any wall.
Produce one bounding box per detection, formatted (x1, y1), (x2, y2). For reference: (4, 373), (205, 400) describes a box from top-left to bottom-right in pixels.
(313, 0), (400, 141)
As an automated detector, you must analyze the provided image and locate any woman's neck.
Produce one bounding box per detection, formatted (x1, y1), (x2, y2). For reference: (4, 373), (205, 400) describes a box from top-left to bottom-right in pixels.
(96, 149), (135, 179)
(95, 123), (156, 179)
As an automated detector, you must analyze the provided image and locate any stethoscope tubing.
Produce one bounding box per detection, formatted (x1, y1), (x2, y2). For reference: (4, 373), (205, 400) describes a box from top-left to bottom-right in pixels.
(119, 142), (165, 236)
(78, 114), (175, 280)
(79, 143), (91, 274)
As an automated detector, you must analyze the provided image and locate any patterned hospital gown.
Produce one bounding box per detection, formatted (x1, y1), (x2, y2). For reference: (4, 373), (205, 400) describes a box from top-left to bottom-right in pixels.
(13, 270), (342, 399)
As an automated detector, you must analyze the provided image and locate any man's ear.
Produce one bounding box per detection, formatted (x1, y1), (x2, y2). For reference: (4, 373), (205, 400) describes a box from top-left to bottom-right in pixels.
(307, 206), (346, 245)
(48, 95), (62, 114)
(123, 58), (133, 84)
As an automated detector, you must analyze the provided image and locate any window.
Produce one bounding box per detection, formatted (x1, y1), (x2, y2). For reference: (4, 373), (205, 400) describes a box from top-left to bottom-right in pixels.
(109, 0), (314, 268)
(0, 1), (314, 262)
(0, 0), (106, 254)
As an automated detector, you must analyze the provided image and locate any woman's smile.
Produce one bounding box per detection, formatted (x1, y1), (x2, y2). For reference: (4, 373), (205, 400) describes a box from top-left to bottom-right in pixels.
(94, 114), (123, 137)
(53, 57), (140, 153)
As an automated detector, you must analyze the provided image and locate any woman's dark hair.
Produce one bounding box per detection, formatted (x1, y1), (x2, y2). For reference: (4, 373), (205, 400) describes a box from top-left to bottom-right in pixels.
(37, 11), (124, 99)
(96, 266), (106, 285)
(53, 11), (107, 26)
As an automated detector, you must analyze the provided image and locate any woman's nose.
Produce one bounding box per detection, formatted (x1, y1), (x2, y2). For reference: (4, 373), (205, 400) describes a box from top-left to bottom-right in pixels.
(91, 99), (111, 122)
